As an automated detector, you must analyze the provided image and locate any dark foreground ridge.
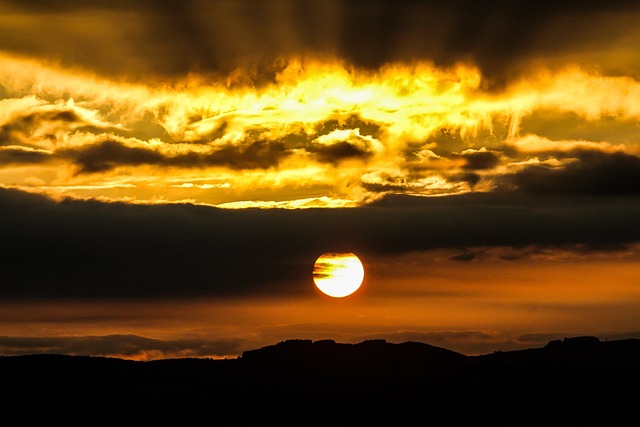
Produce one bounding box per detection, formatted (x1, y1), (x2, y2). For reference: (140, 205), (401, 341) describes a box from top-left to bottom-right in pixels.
(2, 336), (639, 424)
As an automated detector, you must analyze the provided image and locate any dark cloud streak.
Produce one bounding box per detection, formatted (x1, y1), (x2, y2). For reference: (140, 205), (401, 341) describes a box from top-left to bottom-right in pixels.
(62, 139), (293, 173)
(65, 140), (165, 173)
(0, 147), (51, 165)
(460, 151), (500, 170)
(311, 141), (373, 164)
(62, 136), (378, 173)
(0, 334), (244, 358)
(506, 151), (640, 195)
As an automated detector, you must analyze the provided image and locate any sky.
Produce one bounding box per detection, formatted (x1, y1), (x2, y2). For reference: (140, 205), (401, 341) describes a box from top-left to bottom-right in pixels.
(1, 0), (639, 360)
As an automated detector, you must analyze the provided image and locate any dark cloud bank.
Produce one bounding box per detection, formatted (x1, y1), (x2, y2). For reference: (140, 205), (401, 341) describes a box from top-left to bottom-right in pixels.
(506, 151), (640, 195)
(3, 0), (640, 88)
(1, 187), (639, 299)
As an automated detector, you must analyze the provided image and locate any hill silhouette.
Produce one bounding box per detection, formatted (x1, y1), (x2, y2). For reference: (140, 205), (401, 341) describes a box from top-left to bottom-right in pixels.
(2, 336), (639, 424)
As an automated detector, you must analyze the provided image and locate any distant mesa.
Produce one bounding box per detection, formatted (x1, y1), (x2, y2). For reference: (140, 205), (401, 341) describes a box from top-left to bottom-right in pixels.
(545, 335), (601, 349)
(241, 338), (468, 380)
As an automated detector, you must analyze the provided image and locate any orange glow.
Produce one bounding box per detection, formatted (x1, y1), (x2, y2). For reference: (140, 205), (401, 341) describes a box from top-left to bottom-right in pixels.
(1, 249), (639, 360)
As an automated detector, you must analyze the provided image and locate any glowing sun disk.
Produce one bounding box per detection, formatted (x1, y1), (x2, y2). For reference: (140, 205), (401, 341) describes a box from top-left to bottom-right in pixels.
(313, 252), (364, 298)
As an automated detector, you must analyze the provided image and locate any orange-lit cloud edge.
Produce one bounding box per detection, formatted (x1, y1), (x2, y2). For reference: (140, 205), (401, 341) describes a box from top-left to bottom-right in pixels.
(1, 51), (639, 208)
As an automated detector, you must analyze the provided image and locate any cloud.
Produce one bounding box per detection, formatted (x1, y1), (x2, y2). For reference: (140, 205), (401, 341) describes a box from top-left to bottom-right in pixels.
(310, 128), (379, 164)
(1, 187), (638, 299)
(56, 121), (384, 174)
(507, 134), (626, 155)
(458, 149), (501, 170)
(0, 147), (51, 165)
(448, 253), (476, 262)
(447, 172), (481, 187)
(0, 109), (79, 144)
(2, 0), (639, 88)
(64, 140), (165, 173)
(0, 105), (86, 146)
(202, 139), (291, 170)
(504, 150), (640, 195)
(62, 136), (376, 174)
(312, 140), (371, 163)
(62, 138), (295, 173)
(314, 115), (383, 140)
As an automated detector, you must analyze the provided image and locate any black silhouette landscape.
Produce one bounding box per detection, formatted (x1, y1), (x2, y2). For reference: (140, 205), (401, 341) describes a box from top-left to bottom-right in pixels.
(3, 336), (639, 424)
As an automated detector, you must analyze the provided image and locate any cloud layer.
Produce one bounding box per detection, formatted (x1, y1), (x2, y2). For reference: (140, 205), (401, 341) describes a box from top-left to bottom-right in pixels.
(2, 1), (639, 85)
(1, 187), (638, 299)
(0, 53), (639, 207)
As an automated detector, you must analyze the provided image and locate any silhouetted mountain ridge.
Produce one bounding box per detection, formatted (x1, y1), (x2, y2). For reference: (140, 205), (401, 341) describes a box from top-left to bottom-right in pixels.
(2, 336), (639, 424)
(240, 338), (468, 380)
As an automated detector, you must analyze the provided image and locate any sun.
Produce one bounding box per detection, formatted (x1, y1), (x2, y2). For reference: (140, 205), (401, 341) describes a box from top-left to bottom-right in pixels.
(313, 252), (365, 298)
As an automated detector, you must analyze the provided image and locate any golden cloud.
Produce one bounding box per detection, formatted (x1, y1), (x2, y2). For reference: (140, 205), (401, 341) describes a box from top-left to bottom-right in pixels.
(1, 52), (639, 206)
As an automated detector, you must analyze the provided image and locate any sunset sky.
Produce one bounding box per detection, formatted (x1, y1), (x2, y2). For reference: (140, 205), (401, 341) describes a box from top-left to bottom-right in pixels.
(1, 0), (639, 360)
